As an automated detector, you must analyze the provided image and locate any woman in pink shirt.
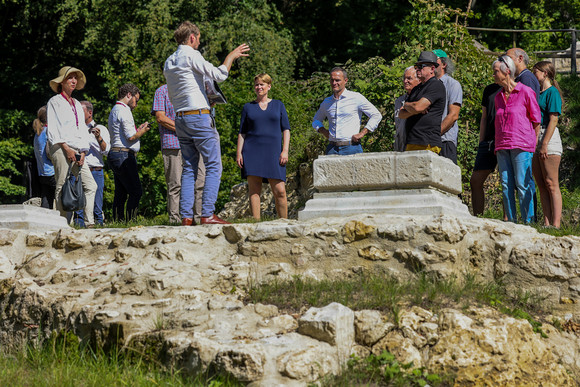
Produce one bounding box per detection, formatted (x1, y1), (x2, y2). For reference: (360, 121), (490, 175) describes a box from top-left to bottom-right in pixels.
(492, 55), (541, 224)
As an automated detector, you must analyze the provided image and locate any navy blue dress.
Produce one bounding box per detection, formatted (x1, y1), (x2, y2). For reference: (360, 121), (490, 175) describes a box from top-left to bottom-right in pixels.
(239, 99), (290, 182)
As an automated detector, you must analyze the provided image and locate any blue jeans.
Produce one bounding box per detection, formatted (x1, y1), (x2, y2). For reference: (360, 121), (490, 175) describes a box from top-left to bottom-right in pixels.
(108, 151), (142, 221)
(325, 143), (363, 155)
(175, 113), (221, 218)
(496, 149), (534, 223)
(75, 168), (105, 226)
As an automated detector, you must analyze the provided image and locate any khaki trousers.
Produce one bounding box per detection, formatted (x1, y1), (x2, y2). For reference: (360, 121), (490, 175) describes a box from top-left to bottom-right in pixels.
(162, 149), (205, 223)
(50, 144), (97, 226)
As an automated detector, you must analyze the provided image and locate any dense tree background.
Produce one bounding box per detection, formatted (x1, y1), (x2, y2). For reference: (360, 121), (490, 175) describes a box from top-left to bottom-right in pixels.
(1, 0), (579, 218)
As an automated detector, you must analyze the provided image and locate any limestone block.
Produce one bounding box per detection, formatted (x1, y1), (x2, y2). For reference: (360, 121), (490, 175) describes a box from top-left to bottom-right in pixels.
(22, 251), (61, 278)
(0, 204), (69, 231)
(395, 151), (461, 193)
(377, 224), (416, 241)
(299, 190), (470, 220)
(354, 310), (394, 346)
(0, 230), (16, 246)
(277, 345), (339, 382)
(26, 233), (50, 247)
(254, 303), (279, 318)
(127, 230), (160, 248)
(399, 307), (436, 330)
(372, 330), (423, 368)
(298, 302), (354, 348)
(313, 152), (396, 192)
(214, 345), (265, 382)
(428, 308), (574, 385)
(268, 314), (298, 332)
(313, 151), (461, 194)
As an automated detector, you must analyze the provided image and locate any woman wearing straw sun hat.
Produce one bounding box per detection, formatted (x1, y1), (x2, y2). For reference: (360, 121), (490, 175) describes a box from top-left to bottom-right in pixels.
(46, 66), (97, 227)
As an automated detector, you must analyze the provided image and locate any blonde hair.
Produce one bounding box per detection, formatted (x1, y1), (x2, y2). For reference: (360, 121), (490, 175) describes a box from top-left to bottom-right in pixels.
(33, 105), (47, 136)
(174, 21), (200, 45)
(254, 73), (272, 85)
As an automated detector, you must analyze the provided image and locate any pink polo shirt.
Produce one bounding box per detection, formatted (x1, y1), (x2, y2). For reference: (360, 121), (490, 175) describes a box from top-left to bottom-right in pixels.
(494, 82), (541, 153)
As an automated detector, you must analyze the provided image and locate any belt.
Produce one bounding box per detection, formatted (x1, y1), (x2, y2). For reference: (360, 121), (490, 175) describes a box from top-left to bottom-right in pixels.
(176, 109), (211, 117)
(111, 147), (136, 154)
(90, 166), (103, 171)
(329, 140), (359, 147)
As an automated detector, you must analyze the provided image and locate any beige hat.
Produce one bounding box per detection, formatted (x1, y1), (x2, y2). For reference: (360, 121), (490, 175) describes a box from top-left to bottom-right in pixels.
(49, 66), (86, 93)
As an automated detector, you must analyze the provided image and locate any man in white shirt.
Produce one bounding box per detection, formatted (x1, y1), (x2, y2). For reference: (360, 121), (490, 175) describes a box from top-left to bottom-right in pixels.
(107, 83), (150, 221)
(312, 67), (382, 155)
(164, 21), (249, 225)
(75, 100), (110, 226)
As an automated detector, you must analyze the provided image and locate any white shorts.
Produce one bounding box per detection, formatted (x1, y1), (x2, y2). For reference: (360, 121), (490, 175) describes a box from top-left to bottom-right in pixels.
(537, 126), (563, 156)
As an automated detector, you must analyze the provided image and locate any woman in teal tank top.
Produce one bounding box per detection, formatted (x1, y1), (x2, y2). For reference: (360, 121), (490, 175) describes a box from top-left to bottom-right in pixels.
(532, 61), (563, 228)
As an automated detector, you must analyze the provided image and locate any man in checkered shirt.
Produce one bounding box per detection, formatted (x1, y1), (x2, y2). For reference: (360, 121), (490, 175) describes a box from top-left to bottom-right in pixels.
(151, 84), (205, 224)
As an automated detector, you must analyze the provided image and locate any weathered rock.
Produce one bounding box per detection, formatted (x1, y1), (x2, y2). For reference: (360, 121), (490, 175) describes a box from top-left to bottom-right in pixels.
(0, 216), (579, 386)
(26, 233), (47, 247)
(354, 310), (394, 346)
(428, 308), (574, 385)
(372, 330), (423, 367)
(298, 303), (355, 348)
(214, 345), (265, 381)
(277, 345), (339, 382)
(342, 220), (375, 243)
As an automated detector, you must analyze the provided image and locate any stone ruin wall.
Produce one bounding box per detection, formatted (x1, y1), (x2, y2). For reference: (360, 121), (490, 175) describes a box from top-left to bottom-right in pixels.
(1, 214), (580, 384)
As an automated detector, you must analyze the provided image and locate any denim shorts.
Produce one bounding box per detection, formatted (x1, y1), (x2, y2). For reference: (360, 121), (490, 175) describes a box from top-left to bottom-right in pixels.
(537, 127), (563, 156)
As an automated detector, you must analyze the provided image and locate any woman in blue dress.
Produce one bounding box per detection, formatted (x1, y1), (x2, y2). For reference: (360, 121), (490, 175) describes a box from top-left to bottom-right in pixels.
(236, 73), (290, 220)
(532, 61), (564, 228)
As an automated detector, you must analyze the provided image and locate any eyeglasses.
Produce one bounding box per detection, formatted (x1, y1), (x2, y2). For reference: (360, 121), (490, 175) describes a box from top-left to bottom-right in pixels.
(414, 63), (432, 70)
(498, 56), (506, 64)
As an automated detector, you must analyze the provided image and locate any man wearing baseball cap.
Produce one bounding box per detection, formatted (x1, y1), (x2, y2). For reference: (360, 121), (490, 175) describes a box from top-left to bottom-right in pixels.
(398, 51), (446, 154)
(433, 49), (463, 164)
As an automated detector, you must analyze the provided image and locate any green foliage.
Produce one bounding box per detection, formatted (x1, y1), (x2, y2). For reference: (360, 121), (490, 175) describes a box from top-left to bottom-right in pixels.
(468, 0), (580, 53)
(0, 109), (34, 202)
(0, 330), (243, 386)
(323, 350), (451, 386)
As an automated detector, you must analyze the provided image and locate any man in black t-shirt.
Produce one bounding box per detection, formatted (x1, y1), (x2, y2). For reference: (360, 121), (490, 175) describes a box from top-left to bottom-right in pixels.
(399, 51), (446, 154)
(470, 83), (502, 216)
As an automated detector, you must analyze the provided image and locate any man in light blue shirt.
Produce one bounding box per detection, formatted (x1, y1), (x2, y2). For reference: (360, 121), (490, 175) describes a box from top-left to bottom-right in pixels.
(164, 21), (249, 225)
(312, 67), (382, 155)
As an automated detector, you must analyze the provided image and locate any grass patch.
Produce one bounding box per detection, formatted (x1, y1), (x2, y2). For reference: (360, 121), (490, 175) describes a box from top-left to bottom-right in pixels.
(0, 331), (242, 386)
(246, 272), (549, 328)
(322, 351), (453, 387)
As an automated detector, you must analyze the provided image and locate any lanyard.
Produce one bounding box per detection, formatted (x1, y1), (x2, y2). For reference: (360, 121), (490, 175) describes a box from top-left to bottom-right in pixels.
(61, 92), (79, 128)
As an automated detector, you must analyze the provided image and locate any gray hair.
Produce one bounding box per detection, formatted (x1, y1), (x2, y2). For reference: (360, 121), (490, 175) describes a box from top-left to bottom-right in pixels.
(513, 48), (530, 65)
(80, 100), (93, 113)
(440, 57), (456, 75)
(330, 67), (347, 79)
(493, 55), (516, 80)
(403, 66), (416, 80)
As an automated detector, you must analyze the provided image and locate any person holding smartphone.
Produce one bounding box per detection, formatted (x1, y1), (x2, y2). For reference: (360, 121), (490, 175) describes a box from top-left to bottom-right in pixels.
(108, 83), (150, 221)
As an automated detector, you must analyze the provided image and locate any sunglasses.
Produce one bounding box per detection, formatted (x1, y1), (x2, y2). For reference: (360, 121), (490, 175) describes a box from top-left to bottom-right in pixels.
(498, 56), (507, 64)
(414, 63), (433, 70)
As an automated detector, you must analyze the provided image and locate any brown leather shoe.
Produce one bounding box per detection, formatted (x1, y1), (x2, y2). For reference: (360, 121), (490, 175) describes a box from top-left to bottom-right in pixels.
(181, 218), (195, 226)
(200, 214), (230, 225)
